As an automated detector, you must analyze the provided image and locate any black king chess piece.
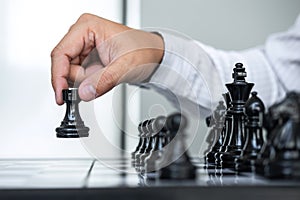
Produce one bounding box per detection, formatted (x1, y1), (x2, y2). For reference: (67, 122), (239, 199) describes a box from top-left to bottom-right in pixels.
(56, 88), (89, 138)
(219, 63), (254, 169)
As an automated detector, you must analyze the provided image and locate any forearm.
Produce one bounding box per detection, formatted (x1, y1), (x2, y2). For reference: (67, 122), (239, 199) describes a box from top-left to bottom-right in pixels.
(148, 31), (287, 111)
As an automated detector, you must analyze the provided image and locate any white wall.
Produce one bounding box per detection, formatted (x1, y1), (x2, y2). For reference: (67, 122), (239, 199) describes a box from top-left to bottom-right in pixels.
(0, 0), (124, 158)
(139, 0), (300, 156)
(141, 0), (300, 50)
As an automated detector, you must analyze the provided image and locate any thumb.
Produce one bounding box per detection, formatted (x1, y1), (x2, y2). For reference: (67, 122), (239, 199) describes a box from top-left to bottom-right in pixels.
(78, 65), (122, 101)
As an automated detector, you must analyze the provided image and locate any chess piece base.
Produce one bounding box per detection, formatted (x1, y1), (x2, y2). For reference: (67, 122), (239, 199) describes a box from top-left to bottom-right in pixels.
(56, 125), (89, 138)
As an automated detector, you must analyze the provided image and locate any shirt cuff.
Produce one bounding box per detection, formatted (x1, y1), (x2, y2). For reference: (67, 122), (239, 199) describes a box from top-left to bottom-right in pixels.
(146, 30), (224, 114)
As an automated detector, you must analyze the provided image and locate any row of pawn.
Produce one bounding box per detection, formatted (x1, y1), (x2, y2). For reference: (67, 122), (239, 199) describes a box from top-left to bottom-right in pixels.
(131, 113), (196, 180)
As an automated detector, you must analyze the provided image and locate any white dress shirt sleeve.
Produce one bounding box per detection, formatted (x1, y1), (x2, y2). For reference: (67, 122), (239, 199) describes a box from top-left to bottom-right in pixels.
(147, 14), (300, 112)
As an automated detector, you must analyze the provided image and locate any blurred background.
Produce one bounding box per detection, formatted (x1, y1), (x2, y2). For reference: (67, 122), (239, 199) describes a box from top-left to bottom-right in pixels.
(0, 0), (299, 158)
(0, 0), (126, 158)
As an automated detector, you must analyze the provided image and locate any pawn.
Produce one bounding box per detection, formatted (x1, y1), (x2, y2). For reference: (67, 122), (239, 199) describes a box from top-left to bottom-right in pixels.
(144, 116), (167, 175)
(56, 88), (89, 138)
(158, 113), (196, 180)
(135, 119), (154, 170)
(139, 119), (158, 171)
(131, 122), (143, 165)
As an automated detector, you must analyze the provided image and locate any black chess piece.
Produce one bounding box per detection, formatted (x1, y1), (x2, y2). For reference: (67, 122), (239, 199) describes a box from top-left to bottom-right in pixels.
(56, 88), (89, 138)
(236, 91), (265, 172)
(204, 101), (226, 167)
(255, 115), (276, 175)
(158, 113), (196, 180)
(255, 93), (292, 176)
(135, 119), (153, 171)
(218, 63), (254, 169)
(144, 116), (168, 176)
(261, 92), (300, 178)
(215, 93), (232, 166)
(131, 122), (143, 166)
(139, 120), (158, 172)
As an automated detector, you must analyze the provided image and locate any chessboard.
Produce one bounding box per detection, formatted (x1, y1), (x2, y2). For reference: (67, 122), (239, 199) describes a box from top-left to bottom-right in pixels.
(2, 63), (299, 199)
(0, 158), (300, 200)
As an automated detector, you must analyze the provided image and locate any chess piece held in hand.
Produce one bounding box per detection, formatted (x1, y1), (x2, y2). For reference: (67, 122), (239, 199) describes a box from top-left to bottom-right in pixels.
(56, 88), (89, 138)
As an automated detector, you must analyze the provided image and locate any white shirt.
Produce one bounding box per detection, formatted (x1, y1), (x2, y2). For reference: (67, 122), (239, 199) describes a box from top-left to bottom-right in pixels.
(146, 14), (300, 116)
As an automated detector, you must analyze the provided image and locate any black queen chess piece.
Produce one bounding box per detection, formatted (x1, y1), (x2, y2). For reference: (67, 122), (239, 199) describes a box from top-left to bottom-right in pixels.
(56, 88), (89, 138)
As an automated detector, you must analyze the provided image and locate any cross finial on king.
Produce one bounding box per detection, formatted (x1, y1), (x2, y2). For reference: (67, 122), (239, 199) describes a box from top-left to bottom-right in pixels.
(232, 63), (247, 82)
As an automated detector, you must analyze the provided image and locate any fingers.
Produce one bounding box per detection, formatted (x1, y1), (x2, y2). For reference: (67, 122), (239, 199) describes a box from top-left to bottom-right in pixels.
(77, 52), (157, 102)
(68, 48), (105, 85)
(51, 54), (72, 105)
(51, 13), (165, 105)
(51, 16), (97, 105)
(78, 61), (124, 101)
(76, 44), (165, 102)
(69, 63), (104, 83)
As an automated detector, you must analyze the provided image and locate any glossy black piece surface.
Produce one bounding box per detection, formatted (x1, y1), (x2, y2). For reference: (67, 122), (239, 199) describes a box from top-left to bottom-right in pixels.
(56, 88), (89, 138)
(204, 101), (226, 166)
(218, 63), (254, 168)
(258, 92), (300, 178)
(158, 113), (196, 180)
(236, 91), (265, 172)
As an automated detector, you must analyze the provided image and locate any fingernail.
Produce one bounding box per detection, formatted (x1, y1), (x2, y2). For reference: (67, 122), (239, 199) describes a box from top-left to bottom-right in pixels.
(82, 85), (97, 100)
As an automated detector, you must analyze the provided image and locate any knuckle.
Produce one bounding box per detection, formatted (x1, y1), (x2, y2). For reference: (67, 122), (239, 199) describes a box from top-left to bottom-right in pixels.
(68, 13), (95, 32)
(50, 46), (60, 58)
(98, 69), (118, 91)
(78, 13), (94, 23)
(67, 23), (76, 32)
(51, 42), (66, 58)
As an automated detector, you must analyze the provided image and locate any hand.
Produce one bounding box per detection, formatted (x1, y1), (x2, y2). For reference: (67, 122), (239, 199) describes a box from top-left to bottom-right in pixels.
(51, 13), (164, 105)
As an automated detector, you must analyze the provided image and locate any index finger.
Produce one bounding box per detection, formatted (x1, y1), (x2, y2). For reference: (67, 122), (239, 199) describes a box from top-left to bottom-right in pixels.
(51, 24), (95, 105)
